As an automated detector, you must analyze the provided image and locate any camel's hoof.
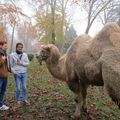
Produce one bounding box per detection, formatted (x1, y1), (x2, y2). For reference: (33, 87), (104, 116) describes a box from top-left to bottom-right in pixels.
(74, 112), (81, 120)
(74, 115), (80, 120)
(82, 107), (87, 113)
(74, 109), (88, 120)
(118, 105), (120, 109)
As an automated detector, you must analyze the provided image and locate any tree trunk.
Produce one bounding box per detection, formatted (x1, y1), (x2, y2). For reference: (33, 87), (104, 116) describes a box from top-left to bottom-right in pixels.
(51, 1), (56, 44)
(85, 26), (90, 34)
(24, 27), (28, 52)
(117, 19), (120, 26)
(85, 22), (91, 34)
(10, 23), (15, 53)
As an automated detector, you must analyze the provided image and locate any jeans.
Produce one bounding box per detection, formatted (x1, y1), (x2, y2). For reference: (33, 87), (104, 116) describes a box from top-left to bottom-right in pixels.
(14, 73), (27, 102)
(0, 77), (7, 107)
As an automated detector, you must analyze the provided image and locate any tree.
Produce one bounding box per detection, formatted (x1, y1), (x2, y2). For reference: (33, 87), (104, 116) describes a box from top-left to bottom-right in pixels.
(65, 25), (77, 42)
(0, 0), (31, 53)
(99, 0), (120, 25)
(0, 23), (7, 41)
(9, 15), (17, 53)
(61, 25), (77, 52)
(33, 0), (57, 44)
(83, 0), (113, 34)
(35, 12), (67, 44)
(73, 0), (113, 34)
(32, 0), (71, 44)
(57, 0), (69, 42)
(17, 23), (35, 52)
(50, 0), (56, 44)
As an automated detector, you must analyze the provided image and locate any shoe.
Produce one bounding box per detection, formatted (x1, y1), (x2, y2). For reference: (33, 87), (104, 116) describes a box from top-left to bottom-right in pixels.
(0, 105), (9, 110)
(23, 100), (30, 105)
(16, 101), (21, 108)
(17, 101), (21, 104)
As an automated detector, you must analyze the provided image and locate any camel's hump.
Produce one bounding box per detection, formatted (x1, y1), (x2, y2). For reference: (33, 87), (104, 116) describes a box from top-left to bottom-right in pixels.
(89, 22), (120, 60)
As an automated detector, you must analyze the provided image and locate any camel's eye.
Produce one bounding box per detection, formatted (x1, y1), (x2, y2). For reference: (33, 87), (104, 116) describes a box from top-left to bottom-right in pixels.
(41, 49), (47, 55)
(41, 50), (45, 54)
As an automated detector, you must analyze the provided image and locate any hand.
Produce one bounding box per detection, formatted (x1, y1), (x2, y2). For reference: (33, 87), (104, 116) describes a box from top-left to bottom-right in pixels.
(2, 56), (6, 60)
(17, 60), (22, 65)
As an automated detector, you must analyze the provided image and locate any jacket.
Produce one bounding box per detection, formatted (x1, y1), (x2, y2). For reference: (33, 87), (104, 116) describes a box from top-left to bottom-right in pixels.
(10, 52), (29, 74)
(0, 49), (8, 77)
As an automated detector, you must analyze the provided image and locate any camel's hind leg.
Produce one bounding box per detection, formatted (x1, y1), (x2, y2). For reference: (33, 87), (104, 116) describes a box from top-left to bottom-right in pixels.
(105, 84), (120, 108)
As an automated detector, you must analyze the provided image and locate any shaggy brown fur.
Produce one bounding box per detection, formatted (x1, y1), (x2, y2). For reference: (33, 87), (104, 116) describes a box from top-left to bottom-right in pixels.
(38, 22), (120, 118)
(100, 48), (120, 107)
(88, 23), (120, 108)
(89, 22), (120, 60)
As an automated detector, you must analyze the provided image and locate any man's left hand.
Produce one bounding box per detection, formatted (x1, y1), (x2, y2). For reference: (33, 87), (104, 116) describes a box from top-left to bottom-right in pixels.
(17, 60), (23, 65)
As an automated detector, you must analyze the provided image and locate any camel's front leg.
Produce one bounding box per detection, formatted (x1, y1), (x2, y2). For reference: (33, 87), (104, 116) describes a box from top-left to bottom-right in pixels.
(74, 85), (88, 119)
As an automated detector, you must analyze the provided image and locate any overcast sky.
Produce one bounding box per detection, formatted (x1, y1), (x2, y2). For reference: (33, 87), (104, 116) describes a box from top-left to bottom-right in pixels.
(69, 5), (103, 36)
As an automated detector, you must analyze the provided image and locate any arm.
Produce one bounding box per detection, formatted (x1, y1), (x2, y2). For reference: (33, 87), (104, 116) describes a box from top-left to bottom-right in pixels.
(9, 54), (17, 74)
(21, 53), (29, 67)
(0, 56), (6, 66)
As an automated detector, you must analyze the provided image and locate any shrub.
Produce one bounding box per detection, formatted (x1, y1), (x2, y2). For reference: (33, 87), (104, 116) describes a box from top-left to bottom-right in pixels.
(28, 54), (34, 61)
(36, 54), (42, 65)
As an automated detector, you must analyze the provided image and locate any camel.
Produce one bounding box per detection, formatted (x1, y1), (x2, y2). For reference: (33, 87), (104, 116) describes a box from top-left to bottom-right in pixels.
(37, 22), (120, 118)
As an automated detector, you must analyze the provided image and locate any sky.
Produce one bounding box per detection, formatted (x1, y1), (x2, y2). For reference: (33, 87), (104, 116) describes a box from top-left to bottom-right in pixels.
(68, 5), (103, 36)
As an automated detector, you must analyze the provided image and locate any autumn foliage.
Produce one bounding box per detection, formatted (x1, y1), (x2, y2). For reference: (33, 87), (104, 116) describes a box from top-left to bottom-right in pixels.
(0, 23), (7, 41)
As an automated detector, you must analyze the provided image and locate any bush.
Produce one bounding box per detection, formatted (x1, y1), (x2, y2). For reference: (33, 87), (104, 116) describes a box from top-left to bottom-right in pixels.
(36, 54), (42, 65)
(28, 54), (34, 61)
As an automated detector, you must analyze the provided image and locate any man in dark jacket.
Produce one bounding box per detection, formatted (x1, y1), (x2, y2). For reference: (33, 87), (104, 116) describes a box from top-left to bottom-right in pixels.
(0, 41), (9, 110)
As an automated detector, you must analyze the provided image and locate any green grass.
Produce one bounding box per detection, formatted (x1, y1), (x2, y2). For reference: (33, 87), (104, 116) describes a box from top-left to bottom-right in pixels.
(0, 60), (120, 120)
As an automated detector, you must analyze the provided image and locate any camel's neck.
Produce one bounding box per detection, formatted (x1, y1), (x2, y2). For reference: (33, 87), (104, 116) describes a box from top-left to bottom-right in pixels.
(46, 54), (67, 81)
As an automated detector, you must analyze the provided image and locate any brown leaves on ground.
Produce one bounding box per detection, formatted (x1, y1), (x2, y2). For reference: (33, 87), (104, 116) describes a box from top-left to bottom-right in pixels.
(0, 62), (120, 120)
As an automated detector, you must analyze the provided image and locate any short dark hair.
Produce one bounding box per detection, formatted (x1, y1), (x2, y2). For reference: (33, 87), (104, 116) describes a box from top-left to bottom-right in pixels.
(16, 43), (23, 48)
(0, 41), (7, 45)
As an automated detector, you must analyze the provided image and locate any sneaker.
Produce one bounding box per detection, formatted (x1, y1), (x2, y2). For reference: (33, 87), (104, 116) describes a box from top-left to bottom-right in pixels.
(16, 101), (21, 108)
(17, 101), (21, 104)
(23, 100), (30, 106)
(0, 105), (9, 110)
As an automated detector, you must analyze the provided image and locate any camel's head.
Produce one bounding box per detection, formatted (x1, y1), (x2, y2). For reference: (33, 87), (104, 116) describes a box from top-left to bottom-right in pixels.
(38, 44), (60, 64)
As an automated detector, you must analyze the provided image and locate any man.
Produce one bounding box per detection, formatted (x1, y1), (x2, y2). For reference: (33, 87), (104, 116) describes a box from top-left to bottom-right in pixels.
(0, 41), (9, 110)
(10, 43), (30, 105)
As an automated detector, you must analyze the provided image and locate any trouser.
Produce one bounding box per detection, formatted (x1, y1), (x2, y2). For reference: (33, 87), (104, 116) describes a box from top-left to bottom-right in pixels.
(0, 77), (7, 107)
(14, 73), (27, 101)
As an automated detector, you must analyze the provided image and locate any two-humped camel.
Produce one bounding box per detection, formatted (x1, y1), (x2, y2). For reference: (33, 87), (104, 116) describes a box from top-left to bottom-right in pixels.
(38, 22), (120, 118)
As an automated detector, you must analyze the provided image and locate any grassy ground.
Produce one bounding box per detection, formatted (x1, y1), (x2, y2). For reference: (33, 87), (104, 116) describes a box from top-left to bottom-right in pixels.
(0, 60), (120, 120)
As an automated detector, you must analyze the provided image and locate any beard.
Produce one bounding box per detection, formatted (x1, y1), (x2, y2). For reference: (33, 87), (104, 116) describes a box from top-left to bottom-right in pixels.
(16, 50), (23, 54)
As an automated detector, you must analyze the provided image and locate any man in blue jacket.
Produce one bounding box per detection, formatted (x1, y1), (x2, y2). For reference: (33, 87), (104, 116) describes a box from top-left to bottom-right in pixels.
(10, 43), (30, 105)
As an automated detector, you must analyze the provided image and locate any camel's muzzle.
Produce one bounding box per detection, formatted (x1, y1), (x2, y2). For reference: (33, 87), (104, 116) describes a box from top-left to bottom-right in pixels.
(41, 55), (48, 61)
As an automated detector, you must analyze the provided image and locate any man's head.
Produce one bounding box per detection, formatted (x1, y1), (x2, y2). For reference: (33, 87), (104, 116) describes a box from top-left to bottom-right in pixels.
(0, 41), (7, 51)
(16, 43), (23, 54)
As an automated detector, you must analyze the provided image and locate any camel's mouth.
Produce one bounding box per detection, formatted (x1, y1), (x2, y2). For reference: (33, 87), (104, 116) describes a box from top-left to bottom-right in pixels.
(37, 48), (50, 62)
(36, 54), (48, 62)
(36, 54), (48, 65)
(41, 55), (48, 61)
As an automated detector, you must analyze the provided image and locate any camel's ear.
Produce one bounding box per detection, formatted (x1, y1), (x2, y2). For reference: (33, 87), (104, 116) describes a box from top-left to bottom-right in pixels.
(41, 45), (50, 52)
(45, 46), (50, 52)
